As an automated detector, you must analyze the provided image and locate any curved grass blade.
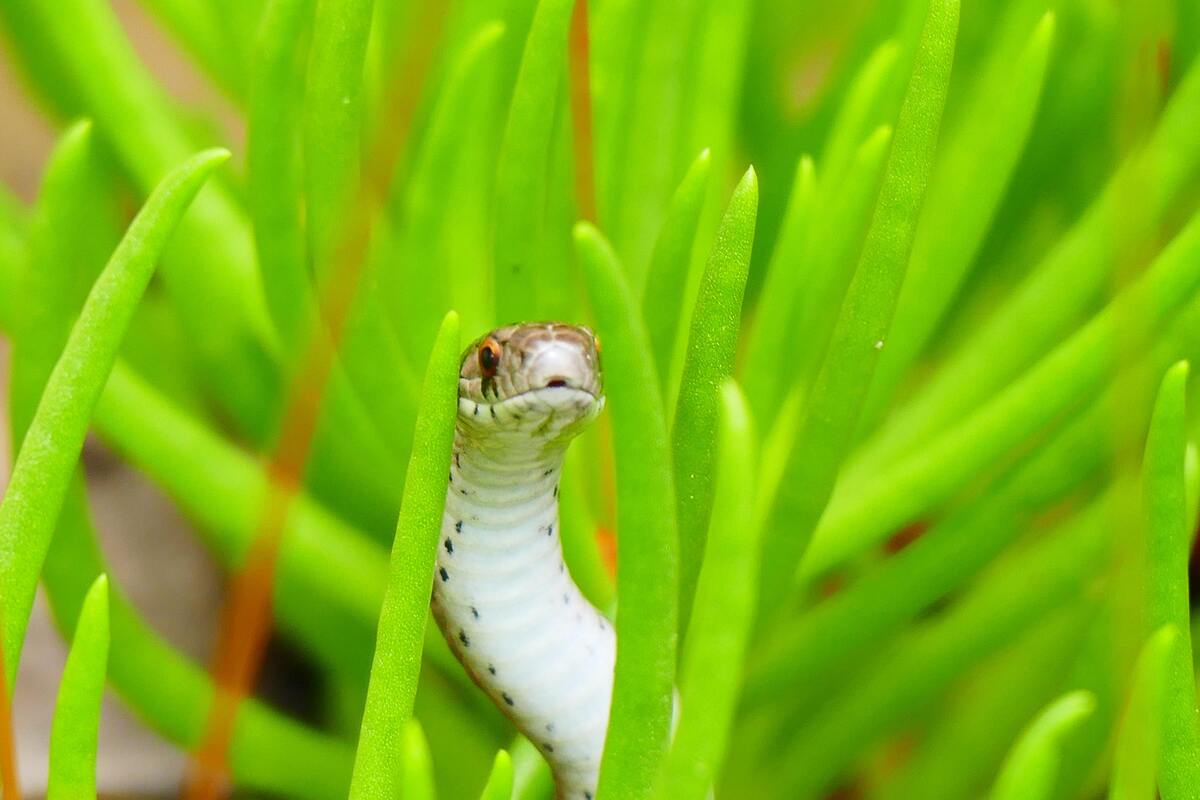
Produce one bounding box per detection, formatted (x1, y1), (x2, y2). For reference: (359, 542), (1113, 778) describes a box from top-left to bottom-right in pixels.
(349, 311), (460, 800)
(1110, 626), (1179, 800)
(479, 750), (514, 800)
(0, 148), (228, 685)
(656, 382), (758, 800)
(400, 719), (436, 800)
(642, 148), (712, 391)
(988, 690), (1095, 800)
(0, 187), (26, 333)
(494, 0), (575, 324)
(805, 210), (1200, 578)
(1141, 361), (1200, 796)
(672, 167), (756, 635)
(758, 0), (960, 615)
(575, 222), (678, 800)
(863, 12), (1056, 426)
(45, 575), (109, 800)
(740, 155), (814, 429)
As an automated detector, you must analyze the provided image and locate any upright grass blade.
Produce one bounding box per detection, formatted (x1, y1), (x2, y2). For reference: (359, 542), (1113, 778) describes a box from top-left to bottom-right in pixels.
(988, 691), (1096, 800)
(494, 0), (575, 324)
(1141, 361), (1200, 797)
(575, 223), (678, 800)
(0, 148), (228, 686)
(479, 750), (514, 800)
(248, 0), (318, 353)
(786, 124), (893, 399)
(1110, 626), (1179, 799)
(758, 0), (959, 616)
(304, 0), (373, 285)
(818, 39), (902, 192)
(350, 312), (460, 800)
(45, 575), (109, 800)
(864, 11), (1056, 427)
(399, 719), (437, 800)
(740, 155), (814, 428)
(656, 382), (758, 800)
(138, 0), (244, 102)
(805, 210), (1200, 578)
(672, 167), (757, 635)
(642, 148), (712, 391)
(0, 189), (25, 333)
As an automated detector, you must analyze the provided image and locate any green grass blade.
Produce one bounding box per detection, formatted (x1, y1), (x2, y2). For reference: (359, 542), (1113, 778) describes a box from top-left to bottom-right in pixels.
(806, 210), (1200, 578)
(1141, 361), (1200, 797)
(494, 0), (574, 324)
(858, 55), (1200, 474)
(479, 750), (514, 800)
(0, 148), (228, 686)
(865, 11), (1056, 426)
(1110, 626), (1179, 800)
(349, 311), (460, 800)
(672, 167), (757, 634)
(656, 382), (759, 800)
(400, 719), (437, 800)
(758, 0), (960, 614)
(988, 691), (1096, 800)
(740, 154), (814, 428)
(575, 222), (679, 800)
(0, 187), (26, 333)
(818, 39), (902, 192)
(642, 148), (712, 391)
(786, 124), (893, 400)
(248, 0), (318, 352)
(303, 0), (373, 284)
(45, 574), (109, 800)
(138, 0), (245, 101)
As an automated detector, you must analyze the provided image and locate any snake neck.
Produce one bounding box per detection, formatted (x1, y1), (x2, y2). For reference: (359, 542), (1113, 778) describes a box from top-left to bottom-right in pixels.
(433, 427), (613, 800)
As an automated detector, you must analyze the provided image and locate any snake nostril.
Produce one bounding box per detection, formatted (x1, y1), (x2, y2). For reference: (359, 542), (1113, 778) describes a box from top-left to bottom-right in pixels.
(546, 378), (569, 388)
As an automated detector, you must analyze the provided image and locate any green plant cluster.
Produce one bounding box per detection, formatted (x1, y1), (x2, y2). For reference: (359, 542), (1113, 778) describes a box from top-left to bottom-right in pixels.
(1, 0), (1200, 798)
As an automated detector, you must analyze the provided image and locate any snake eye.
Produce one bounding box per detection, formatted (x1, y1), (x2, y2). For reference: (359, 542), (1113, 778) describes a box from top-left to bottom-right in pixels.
(478, 337), (502, 377)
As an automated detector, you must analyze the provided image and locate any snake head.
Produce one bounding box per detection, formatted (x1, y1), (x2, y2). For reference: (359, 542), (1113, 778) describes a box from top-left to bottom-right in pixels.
(457, 322), (605, 444)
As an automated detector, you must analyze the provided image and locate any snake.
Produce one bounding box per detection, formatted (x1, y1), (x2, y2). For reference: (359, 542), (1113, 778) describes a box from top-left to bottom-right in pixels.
(431, 322), (611, 800)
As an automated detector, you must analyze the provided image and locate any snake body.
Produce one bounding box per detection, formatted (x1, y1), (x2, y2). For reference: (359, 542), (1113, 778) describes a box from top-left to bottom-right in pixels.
(431, 323), (611, 800)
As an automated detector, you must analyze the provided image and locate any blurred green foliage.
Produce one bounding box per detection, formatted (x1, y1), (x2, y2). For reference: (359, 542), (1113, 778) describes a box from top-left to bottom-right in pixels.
(1, 0), (1200, 798)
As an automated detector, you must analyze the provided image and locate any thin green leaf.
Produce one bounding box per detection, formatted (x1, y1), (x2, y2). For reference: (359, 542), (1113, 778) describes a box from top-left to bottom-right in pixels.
(479, 750), (514, 800)
(642, 147), (712, 391)
(248, 0), (318, 352)
(818, 39), (902, 192)
(759, 0), (960, 614)
(45, 574), (109, 800)
(806, 210), (1200, 578)
(350, 311), (460, 800)
(672, 166), (757, 635)
(0, 148), (228, 685)
(864, 11), (1056, 425)
(989, 690), (1096, 800)
(139, 0), (245, 101)
(575, 222), (678, 800)
(303, 0), (373, 284)
(656, 382), (759, 800)
(0, 186), (26, 333)
(400, 719), (437, 800)
(494, 0), (574, 324)
(741, 155), (815, 429)
(1141, 361), (1200, 797)
(1110, 626), (1179, 800)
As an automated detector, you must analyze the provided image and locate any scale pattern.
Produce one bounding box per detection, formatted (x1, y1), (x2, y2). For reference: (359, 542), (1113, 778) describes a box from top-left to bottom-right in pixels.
(431, 323), (611, 800)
